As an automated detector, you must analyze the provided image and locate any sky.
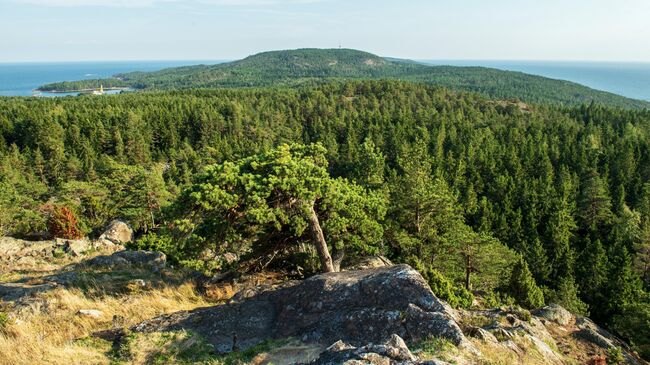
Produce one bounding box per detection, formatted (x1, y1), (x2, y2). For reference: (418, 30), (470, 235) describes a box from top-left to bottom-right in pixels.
(1, 0), (650, 62)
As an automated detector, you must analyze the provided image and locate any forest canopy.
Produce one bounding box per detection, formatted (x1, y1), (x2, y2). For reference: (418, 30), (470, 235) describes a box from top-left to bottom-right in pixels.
(2, 80), (650, 357)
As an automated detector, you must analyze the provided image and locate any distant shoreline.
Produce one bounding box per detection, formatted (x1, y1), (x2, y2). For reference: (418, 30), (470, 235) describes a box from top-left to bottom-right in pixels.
(34, 86), (132, 93)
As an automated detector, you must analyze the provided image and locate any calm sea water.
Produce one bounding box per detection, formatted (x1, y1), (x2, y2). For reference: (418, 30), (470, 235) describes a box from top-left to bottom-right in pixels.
(1, 60), (649, 101)
(0, 60), (226, 97)
(422, 60), (650, 102)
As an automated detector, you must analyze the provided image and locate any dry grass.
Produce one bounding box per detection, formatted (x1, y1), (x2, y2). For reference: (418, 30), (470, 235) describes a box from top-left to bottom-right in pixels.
(0, 282), (210, 365)
(462, 335), (573, 365)
(468, 339), (544, 365)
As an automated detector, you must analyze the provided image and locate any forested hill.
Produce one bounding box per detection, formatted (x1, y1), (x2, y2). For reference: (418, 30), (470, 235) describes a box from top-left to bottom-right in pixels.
(39, 48), (650, 109)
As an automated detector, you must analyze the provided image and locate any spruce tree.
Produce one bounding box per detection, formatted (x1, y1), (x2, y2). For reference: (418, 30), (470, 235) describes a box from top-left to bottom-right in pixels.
(546, 275), (589, 315)
(604, 243), (644, 319)
(578, 169), (613, 234)
(576, 238), (609, 310)
(507, 257), (545, 309)
(527, 237), (551, 285)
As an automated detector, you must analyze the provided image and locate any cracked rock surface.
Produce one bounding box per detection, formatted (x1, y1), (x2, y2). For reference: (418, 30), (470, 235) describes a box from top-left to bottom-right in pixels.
(132, 265), (467, 354)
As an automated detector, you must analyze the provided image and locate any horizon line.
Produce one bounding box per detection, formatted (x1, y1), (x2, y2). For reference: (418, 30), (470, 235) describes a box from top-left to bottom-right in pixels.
(2, 58), (650, 65)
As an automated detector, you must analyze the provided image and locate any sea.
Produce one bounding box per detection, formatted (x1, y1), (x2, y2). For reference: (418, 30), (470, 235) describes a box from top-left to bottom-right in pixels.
(0, 60), (226, 97)
(421, 60), (650, 102)
(0, 60), (649, 101)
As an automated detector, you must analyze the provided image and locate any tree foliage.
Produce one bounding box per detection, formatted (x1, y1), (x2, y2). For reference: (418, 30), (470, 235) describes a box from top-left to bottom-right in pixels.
(169, 143), (386, 272)
(507, 257), (545, 309)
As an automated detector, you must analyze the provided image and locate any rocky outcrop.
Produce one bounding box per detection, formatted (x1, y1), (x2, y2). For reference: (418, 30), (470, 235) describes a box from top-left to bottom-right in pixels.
(575, 317), (616, 349)
(0, 237), (59, 267)
(533, 304), (574, 326)
(306, 334), (452, 365)
(0, 236), (123, 270)
(85, 250), (166, 270)
(0, 282), (57, 301)
(98, 220), (134, 244)
(460, 305), (648, 365)
(572, 317), (645, 364)
(132, 265), (469, 354)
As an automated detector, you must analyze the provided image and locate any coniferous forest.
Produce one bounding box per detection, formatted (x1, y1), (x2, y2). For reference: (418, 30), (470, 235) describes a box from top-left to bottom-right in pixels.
(1, 80), (650, 357)
(39, 49), (650, 110)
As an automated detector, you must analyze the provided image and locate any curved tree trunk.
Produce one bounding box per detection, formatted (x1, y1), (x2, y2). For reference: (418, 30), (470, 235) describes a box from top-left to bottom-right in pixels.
(308, 203), (335, 273)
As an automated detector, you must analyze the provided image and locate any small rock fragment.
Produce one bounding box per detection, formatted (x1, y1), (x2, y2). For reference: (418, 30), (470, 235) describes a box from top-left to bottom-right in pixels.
(77, 309), (103, 318)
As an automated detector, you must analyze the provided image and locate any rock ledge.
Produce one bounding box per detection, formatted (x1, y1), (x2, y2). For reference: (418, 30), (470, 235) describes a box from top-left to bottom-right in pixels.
(133, 265), (467, 353)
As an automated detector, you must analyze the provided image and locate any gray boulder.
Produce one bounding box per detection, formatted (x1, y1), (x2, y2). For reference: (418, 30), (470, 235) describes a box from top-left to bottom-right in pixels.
(132, 265), (468, 354)
(99, 220), (134, 244)
(524, 334), (563, 365)
(467, 327), (498, 343)
(77, 309), (104, 318)
(56, 238), (93, 256)
(533, 304), (574, 326)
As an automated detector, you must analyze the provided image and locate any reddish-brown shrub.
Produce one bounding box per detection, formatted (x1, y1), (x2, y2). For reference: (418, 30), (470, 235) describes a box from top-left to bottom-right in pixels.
(46, 205), (83, 239)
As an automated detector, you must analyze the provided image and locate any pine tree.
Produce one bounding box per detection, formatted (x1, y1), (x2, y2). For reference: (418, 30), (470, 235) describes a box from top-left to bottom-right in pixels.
(635, 220), (650, 290)
(527, 237), (551, 284)
(33, 147), (46, 184)
(113, 128), (125, 163)
(546, 275), (589, 315)
(507, 257), (545, 309)
(170, 143), (386, 273)
(576, 238), (609, 307)
(578, 169), (613, 233)
(604, 243), (644, 319)
(353, 138), (385, 190)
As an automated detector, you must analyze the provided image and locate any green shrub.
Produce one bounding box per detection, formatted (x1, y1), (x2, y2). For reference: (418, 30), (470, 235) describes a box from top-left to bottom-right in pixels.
(410, 258), (474, 309)
(510, 306), (532, 322)
(482, 291), (516, 308)
(463, 314), (495, 328)
(178, 259), (221, 275)
(542, 276), (589, 316)
(130, 232), (231, 274)
(611, 301), (650, 360)
(507, 257), (545, 309)
(412, 336), (456, 359)
(607, 346), (624, 365)
(129, 232), (181, 263)
(0, 311), (9, 330)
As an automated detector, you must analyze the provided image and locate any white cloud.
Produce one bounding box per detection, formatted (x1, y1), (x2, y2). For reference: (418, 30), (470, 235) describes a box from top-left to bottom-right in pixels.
(11, 0), (325, 7)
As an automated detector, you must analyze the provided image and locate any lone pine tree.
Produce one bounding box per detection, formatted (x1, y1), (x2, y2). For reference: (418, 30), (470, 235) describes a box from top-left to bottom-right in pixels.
(169, 143), (386, 273)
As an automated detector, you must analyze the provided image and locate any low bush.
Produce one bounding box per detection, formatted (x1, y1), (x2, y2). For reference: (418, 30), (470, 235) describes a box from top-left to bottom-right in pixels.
(45, 205), (84, 239)
(410, 258), (474, 309)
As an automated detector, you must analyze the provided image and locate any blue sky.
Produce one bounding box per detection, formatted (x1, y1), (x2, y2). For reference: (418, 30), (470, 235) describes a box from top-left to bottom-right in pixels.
(1, 0), (649, 62)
